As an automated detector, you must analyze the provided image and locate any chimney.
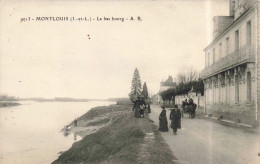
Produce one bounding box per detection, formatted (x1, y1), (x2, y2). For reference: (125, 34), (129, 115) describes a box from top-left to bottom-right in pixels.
(229, 0), (235, 16)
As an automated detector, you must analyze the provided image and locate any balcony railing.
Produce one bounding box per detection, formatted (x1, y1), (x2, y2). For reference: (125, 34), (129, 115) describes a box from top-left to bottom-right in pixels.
(201, 46), (255, 79)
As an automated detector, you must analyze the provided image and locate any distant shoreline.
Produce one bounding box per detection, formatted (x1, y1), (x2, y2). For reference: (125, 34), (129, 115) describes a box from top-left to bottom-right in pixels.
(17, 97), (129, 102)
(0, 99), (122, 108)
(0, 101), (21, 108)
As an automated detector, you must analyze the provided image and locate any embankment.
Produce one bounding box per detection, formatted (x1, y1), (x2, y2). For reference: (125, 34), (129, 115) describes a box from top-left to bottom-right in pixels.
(52, 104), (177, 164)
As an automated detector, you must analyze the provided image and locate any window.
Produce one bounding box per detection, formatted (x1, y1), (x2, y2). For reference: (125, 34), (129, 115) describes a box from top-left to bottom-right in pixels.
(235, 75), (239, 103)
(226, 37), (229, 56)
(247, 72), (252, 102)
(238, 0), (242, 6)
(247, 21), (251, 46)
(213, 49), (216, 63)
(205, 53), (207, 67)
(232, 1), (236, 12)
(219, 43), (222, 59)
(208, 53), (210, 66)
(235, 30), (239, 51)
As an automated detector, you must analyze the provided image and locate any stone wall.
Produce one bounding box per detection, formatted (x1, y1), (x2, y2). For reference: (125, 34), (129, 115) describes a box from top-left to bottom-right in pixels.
(205, 102), (259, 125)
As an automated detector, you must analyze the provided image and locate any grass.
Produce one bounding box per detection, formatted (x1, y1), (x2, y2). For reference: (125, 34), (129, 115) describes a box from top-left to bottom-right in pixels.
(86, 118), (111, 126)
(52, 104), (177, 164)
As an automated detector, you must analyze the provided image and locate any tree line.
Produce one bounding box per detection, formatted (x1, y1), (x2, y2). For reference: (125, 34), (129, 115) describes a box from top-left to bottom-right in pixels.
(128, 67), (204, 103)
(160, 66), (204, 101)
(160, 80), (204, 101)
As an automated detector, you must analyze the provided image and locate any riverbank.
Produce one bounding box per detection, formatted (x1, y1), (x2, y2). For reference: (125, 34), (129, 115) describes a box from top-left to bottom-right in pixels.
(0, 101), (20, 108)
(52, 104), (177, 164)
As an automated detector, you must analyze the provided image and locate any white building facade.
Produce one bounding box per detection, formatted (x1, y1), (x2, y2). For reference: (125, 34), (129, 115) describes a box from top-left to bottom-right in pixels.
(201, 0), (260, 125)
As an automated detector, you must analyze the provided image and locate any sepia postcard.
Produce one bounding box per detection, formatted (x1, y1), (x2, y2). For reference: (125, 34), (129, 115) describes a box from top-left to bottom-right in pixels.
(0, 0), (260, 164)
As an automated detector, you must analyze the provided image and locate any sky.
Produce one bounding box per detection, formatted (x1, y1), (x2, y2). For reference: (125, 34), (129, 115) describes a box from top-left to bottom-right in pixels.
(0, 0), (229, 99)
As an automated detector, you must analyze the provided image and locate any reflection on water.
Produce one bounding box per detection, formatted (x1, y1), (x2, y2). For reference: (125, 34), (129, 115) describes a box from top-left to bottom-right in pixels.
(0, 101), (113, 164)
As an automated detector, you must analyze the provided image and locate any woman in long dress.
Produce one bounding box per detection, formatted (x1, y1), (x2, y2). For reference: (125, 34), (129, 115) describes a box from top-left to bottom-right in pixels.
(159, 106), (169, 132)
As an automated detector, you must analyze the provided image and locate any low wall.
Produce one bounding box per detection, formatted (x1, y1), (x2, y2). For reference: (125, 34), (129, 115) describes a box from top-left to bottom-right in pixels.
(205, 102), (259, 126)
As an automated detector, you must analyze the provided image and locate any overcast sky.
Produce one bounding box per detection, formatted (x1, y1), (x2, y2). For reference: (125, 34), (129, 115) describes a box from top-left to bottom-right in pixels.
(0, 0), (229, 99)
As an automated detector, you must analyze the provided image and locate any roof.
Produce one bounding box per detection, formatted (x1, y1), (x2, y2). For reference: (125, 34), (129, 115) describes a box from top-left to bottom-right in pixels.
(161, 76), (176, 87)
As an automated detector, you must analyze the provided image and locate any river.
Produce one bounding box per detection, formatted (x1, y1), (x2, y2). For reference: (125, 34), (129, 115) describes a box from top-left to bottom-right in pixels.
(0, 101), (114, 164)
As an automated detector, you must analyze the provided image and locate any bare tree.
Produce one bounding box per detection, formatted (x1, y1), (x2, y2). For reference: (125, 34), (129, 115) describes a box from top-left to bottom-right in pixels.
(187, 66), (199, 82)
(177, 72), (186, 83)
(177, 66), (199, 83)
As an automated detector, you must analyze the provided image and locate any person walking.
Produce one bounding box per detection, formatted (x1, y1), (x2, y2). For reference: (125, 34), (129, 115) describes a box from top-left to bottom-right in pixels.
(74, 118), (78, 127)
(188, 98), (196, 119)
(159, 106), (169, 132)
(170, 105), (181, 135)
(191, 103), (197, 118)
(147, 103), (151, 113)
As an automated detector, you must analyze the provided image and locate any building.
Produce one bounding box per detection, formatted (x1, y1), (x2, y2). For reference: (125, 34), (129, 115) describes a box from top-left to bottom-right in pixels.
(157, 76), (177, 104)
(160, 76), (176, 92)
(201, 0), (260, 125)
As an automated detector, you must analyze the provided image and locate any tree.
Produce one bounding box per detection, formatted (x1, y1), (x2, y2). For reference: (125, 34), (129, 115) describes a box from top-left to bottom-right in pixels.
(187, 66), (199, 82)
(177, 72), (186, 83)
(129, 68), (142, 102)
(142, 82), (149, 100)
(177, 66), (199, 83)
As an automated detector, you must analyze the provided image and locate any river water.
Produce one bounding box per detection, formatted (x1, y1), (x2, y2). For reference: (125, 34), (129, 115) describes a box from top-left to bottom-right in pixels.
(0, 101), (114, 164)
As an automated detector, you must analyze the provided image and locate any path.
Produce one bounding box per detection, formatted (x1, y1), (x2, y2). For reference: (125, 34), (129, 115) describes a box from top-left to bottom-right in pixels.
(149, 105), (260, 164)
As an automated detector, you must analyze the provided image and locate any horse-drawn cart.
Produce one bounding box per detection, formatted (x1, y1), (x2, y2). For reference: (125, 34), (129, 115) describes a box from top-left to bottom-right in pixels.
(181, 103), (197, 119)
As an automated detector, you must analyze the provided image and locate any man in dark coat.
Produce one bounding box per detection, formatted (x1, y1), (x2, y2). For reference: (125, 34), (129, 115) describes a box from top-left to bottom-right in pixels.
(147, 103), (151, 113)
(170, 105), (181, 135)
(159, 106), (168, 132)
(132, 96), (146, 118)
(191, 103), (197, 118)
(184, 99), (188, 106)
(188, 98), (194, 106)
(188, 98), (196, 118)
(74, 118), (77, 127)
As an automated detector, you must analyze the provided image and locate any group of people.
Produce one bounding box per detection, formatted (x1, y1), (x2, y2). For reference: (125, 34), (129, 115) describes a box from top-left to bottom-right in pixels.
(132, 96), (196, 135)
(159, 105), (181, 135)
(181, 98), (197, 119)
(132, 95), (151, 118)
